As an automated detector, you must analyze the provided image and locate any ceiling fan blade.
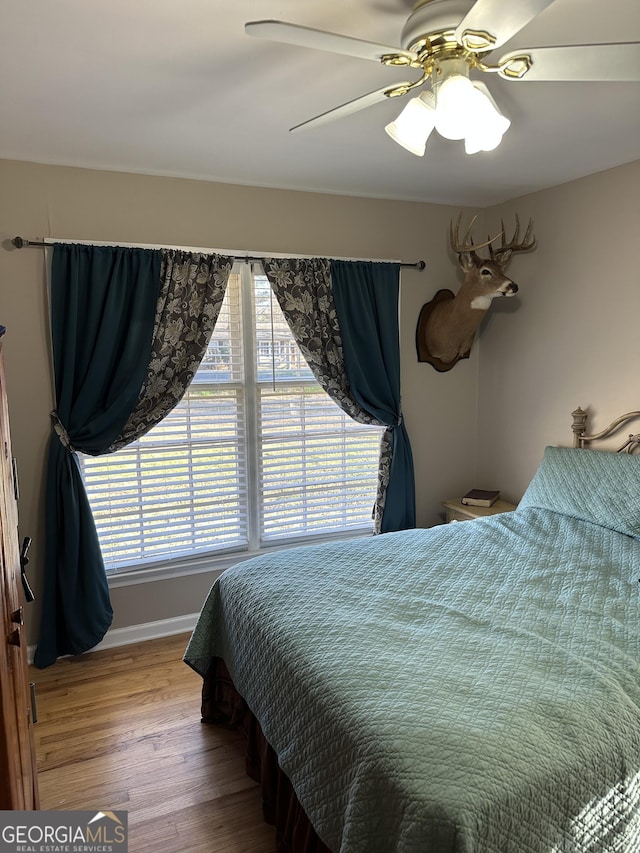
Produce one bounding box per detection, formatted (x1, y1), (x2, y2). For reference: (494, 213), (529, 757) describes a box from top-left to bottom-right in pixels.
(454, 0), (557, 52)
(290, 84), (412, 133)
(497, 43), (640, 82)
(245, 20), (418, 65)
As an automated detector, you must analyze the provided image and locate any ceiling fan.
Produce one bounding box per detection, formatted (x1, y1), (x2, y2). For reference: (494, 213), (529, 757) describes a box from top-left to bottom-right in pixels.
(245, 0), (640, 156)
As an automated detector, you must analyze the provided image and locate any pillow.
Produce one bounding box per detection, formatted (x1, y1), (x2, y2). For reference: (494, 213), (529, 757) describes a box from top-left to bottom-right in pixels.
(518, 445), (640, 538)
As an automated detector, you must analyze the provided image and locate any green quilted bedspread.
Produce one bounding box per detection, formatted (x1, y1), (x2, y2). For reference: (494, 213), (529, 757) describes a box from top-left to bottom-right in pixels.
(185, 507), (640, 852)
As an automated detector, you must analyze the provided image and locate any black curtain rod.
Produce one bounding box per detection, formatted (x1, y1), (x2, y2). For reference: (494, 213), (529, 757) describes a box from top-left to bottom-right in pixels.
(10, 237), (426, 270)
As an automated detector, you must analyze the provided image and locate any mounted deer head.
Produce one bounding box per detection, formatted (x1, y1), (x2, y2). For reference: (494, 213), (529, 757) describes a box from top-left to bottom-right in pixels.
(416, 213), (536, 371)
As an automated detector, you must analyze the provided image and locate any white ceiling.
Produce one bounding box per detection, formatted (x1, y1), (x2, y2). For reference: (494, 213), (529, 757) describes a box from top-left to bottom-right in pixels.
(1, 0), (639, 206)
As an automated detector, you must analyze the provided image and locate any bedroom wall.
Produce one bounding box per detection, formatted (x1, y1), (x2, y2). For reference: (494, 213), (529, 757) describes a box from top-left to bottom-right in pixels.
(476, 159), (640, 501)
(0, 158), (480, 647)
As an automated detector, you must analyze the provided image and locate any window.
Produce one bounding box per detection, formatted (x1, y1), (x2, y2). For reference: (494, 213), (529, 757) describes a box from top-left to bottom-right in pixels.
(79, 263), (384, 576)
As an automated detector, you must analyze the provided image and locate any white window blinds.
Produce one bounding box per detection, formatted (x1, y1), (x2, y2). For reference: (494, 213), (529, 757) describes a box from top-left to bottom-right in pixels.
(79, 264), (383, 573)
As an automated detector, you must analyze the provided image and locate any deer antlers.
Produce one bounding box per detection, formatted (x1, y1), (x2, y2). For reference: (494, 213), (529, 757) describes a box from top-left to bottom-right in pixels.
(449, 212), (536, 267)
(449, 214), (500, 255)
(489, 214), (536, 266)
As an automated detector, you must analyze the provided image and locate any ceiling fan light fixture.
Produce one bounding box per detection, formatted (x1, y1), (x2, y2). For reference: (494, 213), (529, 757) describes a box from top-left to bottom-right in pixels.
(246, 14), (640, 165)
(385, 91), (436, 157)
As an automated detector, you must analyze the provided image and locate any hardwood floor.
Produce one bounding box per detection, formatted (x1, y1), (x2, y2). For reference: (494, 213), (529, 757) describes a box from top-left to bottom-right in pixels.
(30, 633), (275, 852)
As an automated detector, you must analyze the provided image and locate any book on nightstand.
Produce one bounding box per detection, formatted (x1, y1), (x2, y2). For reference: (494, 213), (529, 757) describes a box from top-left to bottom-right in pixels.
(460, 488), (500, 507)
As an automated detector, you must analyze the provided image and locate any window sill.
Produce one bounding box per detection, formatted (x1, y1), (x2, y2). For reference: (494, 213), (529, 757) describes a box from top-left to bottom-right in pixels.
(106, 529), (375, 589)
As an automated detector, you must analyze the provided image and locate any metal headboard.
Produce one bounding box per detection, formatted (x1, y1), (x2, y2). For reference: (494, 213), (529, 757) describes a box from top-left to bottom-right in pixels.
(571, 407), (640, 453)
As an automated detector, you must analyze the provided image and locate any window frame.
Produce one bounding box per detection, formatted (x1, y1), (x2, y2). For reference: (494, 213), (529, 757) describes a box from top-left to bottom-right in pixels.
(79, 261), (382, 588)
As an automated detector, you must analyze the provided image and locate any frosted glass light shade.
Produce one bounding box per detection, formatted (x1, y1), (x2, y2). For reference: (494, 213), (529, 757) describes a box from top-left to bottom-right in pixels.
(464, 81), (511, 154)
(434, 75), (478, 140)
(384, 91), (437, 157)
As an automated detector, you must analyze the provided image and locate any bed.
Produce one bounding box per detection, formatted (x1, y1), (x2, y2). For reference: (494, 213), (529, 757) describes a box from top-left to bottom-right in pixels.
(184, 408), (640, 852)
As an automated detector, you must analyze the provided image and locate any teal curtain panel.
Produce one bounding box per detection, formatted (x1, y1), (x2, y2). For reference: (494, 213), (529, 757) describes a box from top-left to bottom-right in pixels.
(331, 260), (415, 533)
(35, 244), (161, 668)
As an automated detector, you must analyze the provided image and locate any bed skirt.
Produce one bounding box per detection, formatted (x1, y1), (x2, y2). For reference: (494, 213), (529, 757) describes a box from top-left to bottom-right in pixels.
(202, 657), (332, 853)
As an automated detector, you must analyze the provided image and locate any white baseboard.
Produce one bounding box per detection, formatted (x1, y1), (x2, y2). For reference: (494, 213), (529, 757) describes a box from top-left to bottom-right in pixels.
(95, 613), (200, 651)
(28, 613), (200, 665)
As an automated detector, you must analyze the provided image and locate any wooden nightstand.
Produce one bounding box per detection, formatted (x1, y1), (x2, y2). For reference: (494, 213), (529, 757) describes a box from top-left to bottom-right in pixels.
(441, 497), (517, 523)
